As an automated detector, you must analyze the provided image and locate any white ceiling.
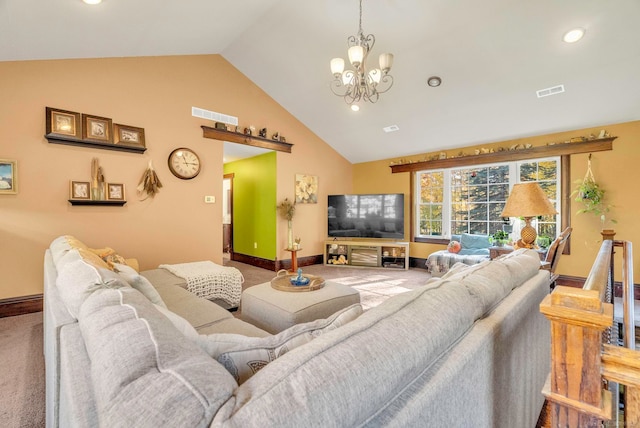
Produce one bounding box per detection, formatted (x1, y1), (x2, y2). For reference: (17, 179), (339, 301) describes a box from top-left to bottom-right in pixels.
(2, 0), (639, 164)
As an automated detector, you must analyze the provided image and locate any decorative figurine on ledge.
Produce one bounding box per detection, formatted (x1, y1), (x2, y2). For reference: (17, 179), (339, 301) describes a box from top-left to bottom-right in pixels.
(259, 128), (267, 138)
(243, 127), (252, 136)
(290, 268), (310, 286)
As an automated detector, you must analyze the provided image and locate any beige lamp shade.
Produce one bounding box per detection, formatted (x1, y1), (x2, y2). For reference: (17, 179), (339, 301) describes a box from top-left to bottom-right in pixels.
(501, 182), (557, 249)
(501, 182), (557, 218)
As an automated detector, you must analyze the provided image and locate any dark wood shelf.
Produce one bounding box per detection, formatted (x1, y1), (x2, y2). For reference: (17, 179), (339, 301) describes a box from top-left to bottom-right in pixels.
(390, 137), (616, 173)
(201, 126), (293, 153)
(46, 134), (147, 154)
(68, 199), (127, 206)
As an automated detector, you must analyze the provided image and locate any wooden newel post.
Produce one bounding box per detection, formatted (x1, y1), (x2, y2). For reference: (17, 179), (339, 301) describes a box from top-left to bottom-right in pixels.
(540, 286), (614, 427)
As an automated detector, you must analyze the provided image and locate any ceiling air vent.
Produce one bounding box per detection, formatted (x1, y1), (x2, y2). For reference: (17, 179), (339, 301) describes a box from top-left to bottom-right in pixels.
(383, 125), (400, 133)
(536, 85), (565, 98)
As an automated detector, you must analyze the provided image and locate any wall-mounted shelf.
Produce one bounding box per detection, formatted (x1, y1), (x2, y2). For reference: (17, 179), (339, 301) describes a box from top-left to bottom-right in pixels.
(46, 134), (147, 154)
(201, 126), (293, 153)
(68, 200), (127, 206)
(390, 137), (616, 173)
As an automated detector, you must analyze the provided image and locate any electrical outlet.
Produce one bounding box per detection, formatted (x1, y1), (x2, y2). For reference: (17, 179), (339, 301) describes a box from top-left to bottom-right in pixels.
(204, 196), (215, 203)
(254, 242), (258, 249)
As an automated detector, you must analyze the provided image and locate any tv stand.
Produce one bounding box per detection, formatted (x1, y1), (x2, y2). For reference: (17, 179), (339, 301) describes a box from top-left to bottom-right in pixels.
(323, 240), (409, 270)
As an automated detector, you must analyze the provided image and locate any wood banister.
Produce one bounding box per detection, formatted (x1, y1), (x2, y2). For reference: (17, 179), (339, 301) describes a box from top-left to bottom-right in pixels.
(541, 239), (639, 427)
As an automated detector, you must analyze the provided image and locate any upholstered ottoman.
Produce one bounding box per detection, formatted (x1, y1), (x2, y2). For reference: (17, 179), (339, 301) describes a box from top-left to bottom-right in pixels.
(240, 281), (361, 333)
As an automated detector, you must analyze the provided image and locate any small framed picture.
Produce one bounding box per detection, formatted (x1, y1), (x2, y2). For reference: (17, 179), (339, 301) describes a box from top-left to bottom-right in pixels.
(113, 124), (145, 148)
(70, 181), (90, 200)
(46, 107), (82, 139)
(0, 159), (17, 194)
(107, 183), (125, 201)
(82, 114), (113, 143)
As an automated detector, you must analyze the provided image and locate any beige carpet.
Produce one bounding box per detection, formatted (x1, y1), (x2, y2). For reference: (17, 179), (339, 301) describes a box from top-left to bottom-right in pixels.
(0, 261), (430, 427)
(0, 312), (45, 428)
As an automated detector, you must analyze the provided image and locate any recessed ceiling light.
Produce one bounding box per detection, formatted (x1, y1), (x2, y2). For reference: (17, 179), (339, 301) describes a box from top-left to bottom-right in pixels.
(427, 76), (442, 87)
(563, 28), (585, 43)
(383, 125), (400, 133)
(83, 0), (102, 4)
(351, 104), (360, 112)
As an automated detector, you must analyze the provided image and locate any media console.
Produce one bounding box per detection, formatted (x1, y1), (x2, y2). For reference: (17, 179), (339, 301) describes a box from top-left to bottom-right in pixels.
(323, 240), (409, 270)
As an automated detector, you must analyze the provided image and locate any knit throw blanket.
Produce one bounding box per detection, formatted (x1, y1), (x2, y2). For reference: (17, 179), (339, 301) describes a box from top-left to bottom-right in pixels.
(159, 261), (243, 307)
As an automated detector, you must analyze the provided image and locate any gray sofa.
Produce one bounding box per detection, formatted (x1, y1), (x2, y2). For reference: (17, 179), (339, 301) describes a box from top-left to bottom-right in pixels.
(44, 235), (550, 427)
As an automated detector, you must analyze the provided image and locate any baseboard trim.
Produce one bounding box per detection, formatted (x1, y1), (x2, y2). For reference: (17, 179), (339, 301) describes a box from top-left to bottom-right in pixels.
(230, 252), (276, 271)
(0, 294), (43, 318)
(409, 257), (429, 270)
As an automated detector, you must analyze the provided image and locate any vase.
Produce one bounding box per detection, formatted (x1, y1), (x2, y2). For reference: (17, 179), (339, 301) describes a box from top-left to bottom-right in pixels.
(601, 229), (616, 241)
(287, 220), (294, 250)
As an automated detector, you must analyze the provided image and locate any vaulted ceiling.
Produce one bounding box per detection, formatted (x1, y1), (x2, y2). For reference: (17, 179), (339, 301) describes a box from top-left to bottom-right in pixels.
(2, 0), (639, 163)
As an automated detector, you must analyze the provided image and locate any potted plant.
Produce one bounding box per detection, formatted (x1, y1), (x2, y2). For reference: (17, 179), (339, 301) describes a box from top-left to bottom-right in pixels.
(490, 230), (510, 246)
(571, 176), (616, 235)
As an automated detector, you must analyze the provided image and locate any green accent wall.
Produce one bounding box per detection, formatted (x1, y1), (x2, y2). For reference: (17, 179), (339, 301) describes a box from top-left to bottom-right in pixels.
(224, 152), (277, 260)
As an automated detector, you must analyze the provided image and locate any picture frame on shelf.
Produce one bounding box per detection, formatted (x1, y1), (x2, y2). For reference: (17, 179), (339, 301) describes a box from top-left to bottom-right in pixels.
(106, 183), (125, 201)
(70, 180), (90, 200)
(113, 123), (145, 148)
(82, 114), (113, 143)
(46, 107), (82, 139)
(0, 159), (17, 194)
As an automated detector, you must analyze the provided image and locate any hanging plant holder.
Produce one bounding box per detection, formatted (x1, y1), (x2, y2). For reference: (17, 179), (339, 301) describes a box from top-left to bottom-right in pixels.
(571, 154), (615, 227)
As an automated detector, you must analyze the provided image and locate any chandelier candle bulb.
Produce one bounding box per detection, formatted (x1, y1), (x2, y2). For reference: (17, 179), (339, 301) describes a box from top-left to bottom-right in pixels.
(331, 58), (345, 76)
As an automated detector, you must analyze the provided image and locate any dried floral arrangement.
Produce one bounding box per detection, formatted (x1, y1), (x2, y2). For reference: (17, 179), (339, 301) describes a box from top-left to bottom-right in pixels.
(277, 198), (296, 221)
(137, 160), (163, 201)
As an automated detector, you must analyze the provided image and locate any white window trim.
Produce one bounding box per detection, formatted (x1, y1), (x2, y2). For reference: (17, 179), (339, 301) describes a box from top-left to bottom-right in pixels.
(415, 157), (561, 239)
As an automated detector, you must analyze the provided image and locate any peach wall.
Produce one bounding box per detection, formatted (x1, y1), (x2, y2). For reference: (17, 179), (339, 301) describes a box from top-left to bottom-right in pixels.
(0, 55), (352, 300)
(353, 121), (640, 280)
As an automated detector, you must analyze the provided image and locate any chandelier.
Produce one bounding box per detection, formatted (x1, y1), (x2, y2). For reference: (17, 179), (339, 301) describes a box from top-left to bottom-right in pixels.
(329, 0), (394, 108)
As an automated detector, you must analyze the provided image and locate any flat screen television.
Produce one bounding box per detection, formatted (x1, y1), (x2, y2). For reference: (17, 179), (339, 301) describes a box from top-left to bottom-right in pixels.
(327, 193), (405, 239)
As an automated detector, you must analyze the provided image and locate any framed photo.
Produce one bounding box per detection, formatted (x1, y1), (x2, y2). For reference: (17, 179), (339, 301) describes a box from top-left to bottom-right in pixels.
(82, 114), (113, 143)
(46, 107), (82, 139)
(295, 174), (318, 204)
(113, 124), (145, 148)
(107, 183), (125, 201)
(0, 159), (17, 194)
(70, 181), (90, 200)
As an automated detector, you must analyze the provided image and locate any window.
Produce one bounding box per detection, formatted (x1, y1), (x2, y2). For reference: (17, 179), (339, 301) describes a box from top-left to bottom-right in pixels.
(415, 157), (560, 240)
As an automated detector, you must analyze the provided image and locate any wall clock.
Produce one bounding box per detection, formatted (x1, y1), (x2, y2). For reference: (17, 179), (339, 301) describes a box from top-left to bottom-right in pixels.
(168, 147), (201, 180)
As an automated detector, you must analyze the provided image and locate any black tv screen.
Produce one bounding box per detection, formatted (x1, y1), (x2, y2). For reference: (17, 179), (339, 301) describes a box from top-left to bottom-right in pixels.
(328, 193), (405, 239)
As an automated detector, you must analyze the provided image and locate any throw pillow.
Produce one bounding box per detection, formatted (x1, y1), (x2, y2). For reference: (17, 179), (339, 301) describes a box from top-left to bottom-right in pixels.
(460, 233), (491, 250)
(447, 240), (461, 254)
(196, 303), (363, 384)
(113, 263), (167, 308)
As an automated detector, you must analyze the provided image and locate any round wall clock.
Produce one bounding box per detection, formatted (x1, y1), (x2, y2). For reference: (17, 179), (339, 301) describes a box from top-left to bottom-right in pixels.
(168, 147), (201, 180)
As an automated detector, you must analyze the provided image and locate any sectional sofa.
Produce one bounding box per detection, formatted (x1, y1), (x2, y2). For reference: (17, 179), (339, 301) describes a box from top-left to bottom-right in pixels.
(44, 235), (550, 427)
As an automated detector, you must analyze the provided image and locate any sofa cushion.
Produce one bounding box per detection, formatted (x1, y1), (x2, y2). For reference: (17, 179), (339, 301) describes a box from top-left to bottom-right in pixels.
(154, 304), (200, 340)
(56, 257), (129, 319)
(78, 287), (236, 428)
(196, 304), (363, 384)
(440, 249), (541, 317)
(114, 263), (167, 308)
(458, 248), (490, 256)
(50, 235), (89, 266)
(213, 280), (478, 427)
(460, 233), (491, 250)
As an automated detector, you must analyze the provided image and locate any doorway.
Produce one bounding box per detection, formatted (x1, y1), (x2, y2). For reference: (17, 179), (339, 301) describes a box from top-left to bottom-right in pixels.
(223, 173), (234, 260)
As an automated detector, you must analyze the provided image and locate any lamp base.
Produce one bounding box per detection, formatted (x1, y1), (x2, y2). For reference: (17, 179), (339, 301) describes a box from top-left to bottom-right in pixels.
(518, 217), (537, 249)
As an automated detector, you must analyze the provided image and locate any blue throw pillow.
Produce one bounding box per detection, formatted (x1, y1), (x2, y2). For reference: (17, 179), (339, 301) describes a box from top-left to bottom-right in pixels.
(460, 233), (491, 250)
(458, 248), (490, 256)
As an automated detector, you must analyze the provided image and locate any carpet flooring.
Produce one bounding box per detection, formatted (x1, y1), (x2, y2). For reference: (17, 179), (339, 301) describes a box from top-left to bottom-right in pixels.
(0, 261), (431, 427)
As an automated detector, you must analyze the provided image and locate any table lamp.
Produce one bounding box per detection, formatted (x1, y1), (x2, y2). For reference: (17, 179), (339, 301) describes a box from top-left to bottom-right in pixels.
(501, 182), (558, 249)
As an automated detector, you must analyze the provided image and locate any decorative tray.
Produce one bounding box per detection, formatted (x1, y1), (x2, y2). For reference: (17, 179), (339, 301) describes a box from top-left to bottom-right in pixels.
(270, 269), (325, 292)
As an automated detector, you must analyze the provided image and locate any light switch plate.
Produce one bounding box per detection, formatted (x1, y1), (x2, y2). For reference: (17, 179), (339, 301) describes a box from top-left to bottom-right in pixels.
(204, 196), (215, 203)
